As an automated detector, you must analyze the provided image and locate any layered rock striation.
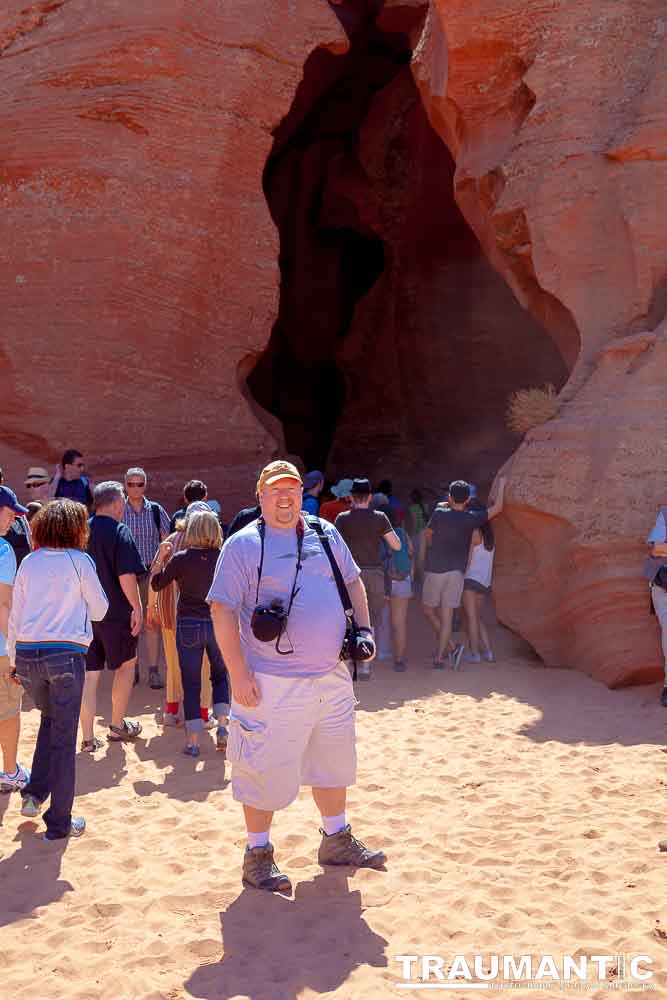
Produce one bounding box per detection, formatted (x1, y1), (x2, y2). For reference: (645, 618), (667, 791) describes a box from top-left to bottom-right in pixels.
(0, 0), (345, 510)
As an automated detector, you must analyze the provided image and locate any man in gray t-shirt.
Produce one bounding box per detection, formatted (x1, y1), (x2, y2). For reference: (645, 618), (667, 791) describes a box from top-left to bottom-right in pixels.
(208, 460), (387, 893)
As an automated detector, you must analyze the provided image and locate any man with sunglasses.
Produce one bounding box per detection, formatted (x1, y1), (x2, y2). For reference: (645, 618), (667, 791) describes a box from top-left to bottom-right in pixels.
(122, 467), (170, 690)
(209, 459), (386, 893)
(52, 449), (94, 508)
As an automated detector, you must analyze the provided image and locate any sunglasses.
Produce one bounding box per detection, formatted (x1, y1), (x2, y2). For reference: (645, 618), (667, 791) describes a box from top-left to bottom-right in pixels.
(25, 482), (47, 489)
(127, 482), (146, 488)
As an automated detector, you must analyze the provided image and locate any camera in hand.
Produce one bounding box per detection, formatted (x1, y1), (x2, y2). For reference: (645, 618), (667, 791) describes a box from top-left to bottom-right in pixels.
(340, 623), (376, 662)
(251, 598), (288, 643)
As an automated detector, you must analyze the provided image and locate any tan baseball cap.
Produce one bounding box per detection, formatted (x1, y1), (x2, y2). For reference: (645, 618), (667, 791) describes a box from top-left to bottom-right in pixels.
(256, 460), (303, 491)
(25, 467), (49, 486)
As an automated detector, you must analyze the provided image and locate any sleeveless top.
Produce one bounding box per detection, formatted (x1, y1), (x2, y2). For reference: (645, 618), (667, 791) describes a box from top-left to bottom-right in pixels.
(466, 542), (494, 588)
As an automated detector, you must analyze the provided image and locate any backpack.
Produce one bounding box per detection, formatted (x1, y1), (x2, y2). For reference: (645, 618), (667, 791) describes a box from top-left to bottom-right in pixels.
(388, 526), (411, 581)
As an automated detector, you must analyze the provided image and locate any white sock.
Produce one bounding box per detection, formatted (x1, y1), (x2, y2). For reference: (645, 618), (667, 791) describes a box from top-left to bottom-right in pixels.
(322, 812), (347, 836)
(247, 830), (270, 849)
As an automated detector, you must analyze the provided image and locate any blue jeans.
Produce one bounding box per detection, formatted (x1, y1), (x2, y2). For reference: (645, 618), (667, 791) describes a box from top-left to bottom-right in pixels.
(15, 648), (85, 839)
(176, 618), (230, 732)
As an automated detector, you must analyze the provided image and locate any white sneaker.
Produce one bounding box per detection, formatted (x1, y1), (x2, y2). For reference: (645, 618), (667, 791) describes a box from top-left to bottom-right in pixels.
(44, 816), (86, 841)
(0, 763), (30, 792)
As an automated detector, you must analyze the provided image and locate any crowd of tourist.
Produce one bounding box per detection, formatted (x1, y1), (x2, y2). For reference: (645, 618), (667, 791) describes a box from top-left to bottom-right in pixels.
(0, 448), (562, 887)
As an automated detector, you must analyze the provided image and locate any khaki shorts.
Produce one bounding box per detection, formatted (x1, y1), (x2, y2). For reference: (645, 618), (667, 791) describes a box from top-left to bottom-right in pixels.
(0, 655), (22, 722)
(422, 570), (464, 610)
(227, 661), (357, 811)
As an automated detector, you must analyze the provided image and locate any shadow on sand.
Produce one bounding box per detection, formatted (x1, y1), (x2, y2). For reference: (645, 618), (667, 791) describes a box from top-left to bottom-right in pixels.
(0, 821), (73, 929)
(185, 870), (387, 1000)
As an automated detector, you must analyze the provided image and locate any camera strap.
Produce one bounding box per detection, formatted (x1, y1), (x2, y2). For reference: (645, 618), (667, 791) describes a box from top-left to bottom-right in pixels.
(255, 516), (304, 616)
(304, 515), (354, 622)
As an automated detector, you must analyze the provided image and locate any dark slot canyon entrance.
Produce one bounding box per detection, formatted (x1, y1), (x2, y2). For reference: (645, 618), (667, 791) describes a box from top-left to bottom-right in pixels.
(246, 0), (572, 490)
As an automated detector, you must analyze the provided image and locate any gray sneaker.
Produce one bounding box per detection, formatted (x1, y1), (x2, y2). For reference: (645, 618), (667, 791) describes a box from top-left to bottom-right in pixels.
(318, 824), (386, 869)
(21, 795), (41, 818)
(242, 844), (292, 892)
(450, 643), (465, 670)
(148, 667), (164, 690)
(44, 816), (86, 841)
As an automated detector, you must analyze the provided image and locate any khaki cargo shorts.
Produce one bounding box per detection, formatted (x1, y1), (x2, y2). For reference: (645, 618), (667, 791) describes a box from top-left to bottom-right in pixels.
(0, 655), (22, 722)
(227, 661), (357, 811)
(422, 570), (464, 610)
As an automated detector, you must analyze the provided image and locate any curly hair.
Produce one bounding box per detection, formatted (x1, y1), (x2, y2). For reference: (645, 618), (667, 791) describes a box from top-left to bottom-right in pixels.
(31, 499), (90, 551)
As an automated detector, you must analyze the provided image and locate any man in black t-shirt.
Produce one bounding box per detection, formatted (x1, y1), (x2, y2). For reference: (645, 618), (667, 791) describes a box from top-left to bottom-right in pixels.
(335, 478), (400, 642)
(423, 478), (506, 669)
(227, 500), (262, 538)
(52, 449), (94, 508)
(80, 481), (146, 749)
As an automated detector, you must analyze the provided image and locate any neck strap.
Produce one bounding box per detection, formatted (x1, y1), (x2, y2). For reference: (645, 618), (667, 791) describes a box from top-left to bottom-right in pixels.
(255, 516), (304, 615)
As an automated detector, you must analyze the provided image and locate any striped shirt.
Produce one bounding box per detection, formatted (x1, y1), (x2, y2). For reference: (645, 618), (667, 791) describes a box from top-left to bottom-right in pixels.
(122, 498), (170, 567)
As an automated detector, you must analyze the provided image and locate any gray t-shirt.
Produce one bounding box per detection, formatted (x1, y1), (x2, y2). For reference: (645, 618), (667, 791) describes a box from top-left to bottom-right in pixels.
(206, 518), (360, 678)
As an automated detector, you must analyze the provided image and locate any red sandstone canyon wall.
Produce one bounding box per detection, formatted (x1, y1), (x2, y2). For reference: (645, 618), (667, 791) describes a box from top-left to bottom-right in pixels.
(413, 0), (667, 684)
(0, 0), (345, 513)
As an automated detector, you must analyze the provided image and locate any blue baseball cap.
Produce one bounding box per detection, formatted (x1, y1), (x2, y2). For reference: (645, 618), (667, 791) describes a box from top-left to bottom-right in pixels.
(0, 486), (29, 515)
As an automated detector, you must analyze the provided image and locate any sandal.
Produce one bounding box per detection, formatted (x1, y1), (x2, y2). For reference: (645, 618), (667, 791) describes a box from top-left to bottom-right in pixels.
(81, 736), (105, 753)
(108, 719), (143, 742)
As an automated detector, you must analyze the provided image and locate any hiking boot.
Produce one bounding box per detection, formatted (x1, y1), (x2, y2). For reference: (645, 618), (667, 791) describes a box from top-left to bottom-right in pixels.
(318, 824), (386, 869)
(242, 844), (292, 892)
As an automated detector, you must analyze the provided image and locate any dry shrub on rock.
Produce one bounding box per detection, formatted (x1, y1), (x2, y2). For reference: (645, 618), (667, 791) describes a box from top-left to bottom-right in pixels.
(506, 384), (558, 434)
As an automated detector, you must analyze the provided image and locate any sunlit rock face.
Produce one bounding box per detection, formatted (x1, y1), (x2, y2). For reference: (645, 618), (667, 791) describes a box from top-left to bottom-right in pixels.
(0, 0), (345, 511)
(414, 0), (667, 684)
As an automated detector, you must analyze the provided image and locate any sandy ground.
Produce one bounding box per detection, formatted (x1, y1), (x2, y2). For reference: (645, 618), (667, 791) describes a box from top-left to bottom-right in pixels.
(2, 608), (667, 1000)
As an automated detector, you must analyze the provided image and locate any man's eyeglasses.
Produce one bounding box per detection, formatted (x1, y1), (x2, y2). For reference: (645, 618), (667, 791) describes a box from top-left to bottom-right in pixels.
(127, 482), (146, 488)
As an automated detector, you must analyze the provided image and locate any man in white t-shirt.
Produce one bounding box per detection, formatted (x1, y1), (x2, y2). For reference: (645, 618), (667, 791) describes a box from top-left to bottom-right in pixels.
(0, 487), (30, 791)
(208, 460), (386, 892)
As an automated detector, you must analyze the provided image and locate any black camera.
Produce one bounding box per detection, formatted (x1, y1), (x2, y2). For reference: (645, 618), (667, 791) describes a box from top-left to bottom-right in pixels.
(251, 599), (288, 643)
(340, 623), (376, 662)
